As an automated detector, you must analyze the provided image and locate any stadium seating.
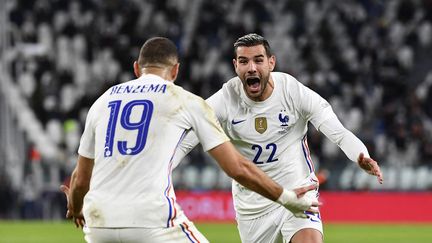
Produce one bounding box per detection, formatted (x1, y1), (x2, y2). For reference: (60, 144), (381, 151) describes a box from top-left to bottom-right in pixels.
(1, 0), (432, 219)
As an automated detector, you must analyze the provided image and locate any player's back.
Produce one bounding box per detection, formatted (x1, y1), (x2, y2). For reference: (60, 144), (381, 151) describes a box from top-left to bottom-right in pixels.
(79, 74), (206, 228)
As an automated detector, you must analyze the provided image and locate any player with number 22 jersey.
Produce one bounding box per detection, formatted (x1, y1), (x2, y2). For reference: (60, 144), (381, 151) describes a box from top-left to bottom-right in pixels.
(207, 72), (333, 220)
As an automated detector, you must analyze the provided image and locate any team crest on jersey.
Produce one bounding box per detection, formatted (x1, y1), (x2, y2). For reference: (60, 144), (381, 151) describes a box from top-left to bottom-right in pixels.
(278, 111), (289, 126)
(278, 110), (293, 134)
(255, 117), (267, 134)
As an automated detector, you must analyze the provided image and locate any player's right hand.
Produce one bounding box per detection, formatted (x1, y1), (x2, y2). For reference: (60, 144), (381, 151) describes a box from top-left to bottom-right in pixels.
(60, 185), (86, 228)
(277, 184), (320, 218)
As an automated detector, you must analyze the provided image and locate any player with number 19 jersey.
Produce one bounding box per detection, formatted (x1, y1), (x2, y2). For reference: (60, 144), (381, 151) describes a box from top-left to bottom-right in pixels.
(206, 72), (365, 220)
(78, 74), (229, 228)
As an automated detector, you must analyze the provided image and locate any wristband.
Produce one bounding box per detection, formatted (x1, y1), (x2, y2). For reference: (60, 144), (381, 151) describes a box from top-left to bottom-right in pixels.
(276, 189), (297, 205)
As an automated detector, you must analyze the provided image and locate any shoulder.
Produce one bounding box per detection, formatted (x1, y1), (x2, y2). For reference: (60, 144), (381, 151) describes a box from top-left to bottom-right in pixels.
(273, 72), (302, 88)
(224, 76), (242, 91)
(169, 84), (209, 111)
(170, 83), (203, 101)
(206, 76), (243, 105)
(219, 76), (243, 99)
(272, 72), (305, 97)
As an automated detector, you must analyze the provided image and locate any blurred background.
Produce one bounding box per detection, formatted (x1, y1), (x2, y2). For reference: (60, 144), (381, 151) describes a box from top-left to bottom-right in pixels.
(0, 0), (432, 222)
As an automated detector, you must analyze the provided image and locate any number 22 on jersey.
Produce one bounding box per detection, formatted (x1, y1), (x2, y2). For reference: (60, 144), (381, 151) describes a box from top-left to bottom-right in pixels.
(252, 143), (278, 164)
(104, 99), (153, 157)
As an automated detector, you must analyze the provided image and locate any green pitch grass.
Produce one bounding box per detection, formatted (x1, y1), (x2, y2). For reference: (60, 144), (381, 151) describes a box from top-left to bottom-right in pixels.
(0, 220), (431, 243)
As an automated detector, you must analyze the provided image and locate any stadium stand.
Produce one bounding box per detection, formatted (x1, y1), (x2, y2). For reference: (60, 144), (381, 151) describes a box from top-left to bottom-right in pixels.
(1, 0), (432, 219)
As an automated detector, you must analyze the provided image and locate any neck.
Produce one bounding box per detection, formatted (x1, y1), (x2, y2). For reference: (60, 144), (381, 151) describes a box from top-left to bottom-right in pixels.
(141, 67), (173, 82)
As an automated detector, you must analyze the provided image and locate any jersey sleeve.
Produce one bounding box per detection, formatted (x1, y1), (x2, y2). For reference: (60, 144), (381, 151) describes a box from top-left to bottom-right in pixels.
(206, 88), (228, 123)
(293, 80), (369, 162)
(171, 129), (200, 167)
(183, 96), (229, 152)
(318, 113), (370, 162)
(78, 103), (97, 159)
(295, 81), (334, 128)
(172, 88), (228, 164)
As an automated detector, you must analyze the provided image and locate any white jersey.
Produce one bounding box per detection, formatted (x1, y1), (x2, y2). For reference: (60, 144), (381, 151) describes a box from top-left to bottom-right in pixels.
(205, 72), (368, 219)
(78, 74), (229, 228)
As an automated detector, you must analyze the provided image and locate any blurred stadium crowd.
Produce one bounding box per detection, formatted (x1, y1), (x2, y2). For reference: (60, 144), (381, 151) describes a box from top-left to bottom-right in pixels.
(1, 0), (432, 219)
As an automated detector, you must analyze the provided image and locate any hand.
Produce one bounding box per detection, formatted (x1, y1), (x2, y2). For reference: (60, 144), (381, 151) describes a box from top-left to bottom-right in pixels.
(278, 184), (321, 218)
(357, 153), (384, 184)
(60, 185), (86, 228)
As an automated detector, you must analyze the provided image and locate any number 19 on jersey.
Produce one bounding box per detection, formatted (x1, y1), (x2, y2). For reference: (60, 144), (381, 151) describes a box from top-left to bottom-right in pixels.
(104, 99), (153, 157)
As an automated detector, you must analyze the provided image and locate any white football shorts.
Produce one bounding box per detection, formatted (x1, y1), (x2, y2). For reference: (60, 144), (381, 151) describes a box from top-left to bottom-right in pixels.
(82, 221), (208, 243)
(236, 205), (323, 243)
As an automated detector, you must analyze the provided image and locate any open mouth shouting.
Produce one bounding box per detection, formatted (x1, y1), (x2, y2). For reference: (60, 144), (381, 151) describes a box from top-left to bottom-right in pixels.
(246, 77), (261, 93)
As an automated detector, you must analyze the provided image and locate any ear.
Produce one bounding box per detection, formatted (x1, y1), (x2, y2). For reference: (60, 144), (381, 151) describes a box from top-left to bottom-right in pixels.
(170, 63), (180, 81)
(133, 61), (141, 78)
(268, 55), (276, 72)
(232, 58), (237, 70)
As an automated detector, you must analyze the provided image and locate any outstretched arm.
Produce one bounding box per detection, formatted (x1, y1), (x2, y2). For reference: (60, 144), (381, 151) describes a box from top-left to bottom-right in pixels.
(209, 142), (282, 200)
(318, 115), (383, 184)
(208, 141), (320, 218)
(295, 79), (383, 183)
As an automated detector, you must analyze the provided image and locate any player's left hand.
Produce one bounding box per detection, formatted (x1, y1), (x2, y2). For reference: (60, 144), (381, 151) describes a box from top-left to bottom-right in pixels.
(357, 153), (383, 184)
(60, 185), (86, 228)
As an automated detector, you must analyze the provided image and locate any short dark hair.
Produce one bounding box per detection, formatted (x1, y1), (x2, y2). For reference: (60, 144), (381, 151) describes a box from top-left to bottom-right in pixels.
(138, 37), (178, 68)
(233, 33), (272, 58)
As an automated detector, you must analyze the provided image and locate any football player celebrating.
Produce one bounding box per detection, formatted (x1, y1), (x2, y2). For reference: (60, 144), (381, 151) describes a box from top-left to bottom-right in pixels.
(61, 36), (321, 243)
(175, 33), (383, 243)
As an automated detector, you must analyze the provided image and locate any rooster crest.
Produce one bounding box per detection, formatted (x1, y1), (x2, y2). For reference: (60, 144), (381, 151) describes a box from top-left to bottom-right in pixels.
(279, 113), (289, 126)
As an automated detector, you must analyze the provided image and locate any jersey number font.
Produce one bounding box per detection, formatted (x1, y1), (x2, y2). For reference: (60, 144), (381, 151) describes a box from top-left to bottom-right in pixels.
(251, 143), (278, 164)
(104, 100), (153, 157)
